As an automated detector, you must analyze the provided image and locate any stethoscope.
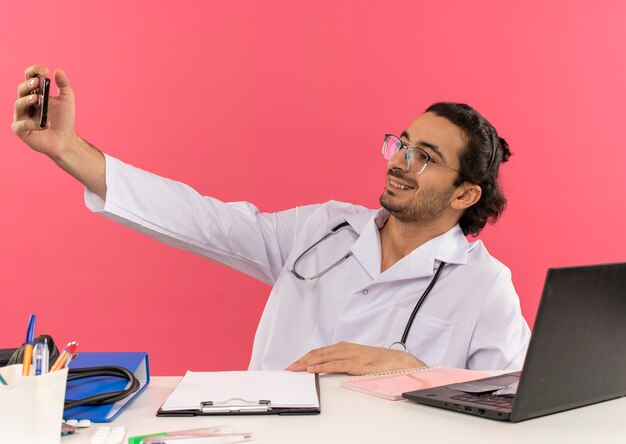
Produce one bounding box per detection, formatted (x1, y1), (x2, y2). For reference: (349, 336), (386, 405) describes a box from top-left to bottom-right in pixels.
(289, 221), (447, 352)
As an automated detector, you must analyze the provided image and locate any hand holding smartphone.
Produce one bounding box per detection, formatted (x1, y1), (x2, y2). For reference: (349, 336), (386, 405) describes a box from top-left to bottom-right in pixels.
(33, 76), (51, 128)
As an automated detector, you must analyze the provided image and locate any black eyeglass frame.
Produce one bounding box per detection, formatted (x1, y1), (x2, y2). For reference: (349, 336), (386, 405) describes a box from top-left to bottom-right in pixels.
(382, 134), (462, 175)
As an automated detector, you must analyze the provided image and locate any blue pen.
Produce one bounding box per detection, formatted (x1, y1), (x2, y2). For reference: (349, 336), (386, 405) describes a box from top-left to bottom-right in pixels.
(34, 338), (49, 376)
(22, 314), (36, 376)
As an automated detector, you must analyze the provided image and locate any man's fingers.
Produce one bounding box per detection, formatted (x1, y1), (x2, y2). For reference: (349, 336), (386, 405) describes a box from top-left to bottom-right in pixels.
(20, 66), (74, 100)
(11, 118), (45, 136)
(16, 69), (74, 110)
(286, 361), (306, 371)
(287, 349), (323, 370)
(306, 342), (358, 363)
(13, 94), (38, 120)
(287, 342), (424, 375)
(24, 64), (49, 80)
(54, 69), (74, 98)
(306, 360), (352, 374)
(288, 342), (358, 369)
(17, 77), (39, 98)
(12, 94), (48, 136)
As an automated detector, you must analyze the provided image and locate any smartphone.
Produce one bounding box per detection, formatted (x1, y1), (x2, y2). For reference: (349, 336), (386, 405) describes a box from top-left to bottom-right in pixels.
(34, 76), (51, 128)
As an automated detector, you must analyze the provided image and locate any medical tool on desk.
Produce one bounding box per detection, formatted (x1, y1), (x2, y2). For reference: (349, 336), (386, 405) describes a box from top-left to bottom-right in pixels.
(289, 221), (447, 352)
(64, 364), (141, 411)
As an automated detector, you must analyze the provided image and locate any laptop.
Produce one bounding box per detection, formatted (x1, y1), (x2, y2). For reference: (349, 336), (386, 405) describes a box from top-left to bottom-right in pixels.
(403, 262), (626, 422)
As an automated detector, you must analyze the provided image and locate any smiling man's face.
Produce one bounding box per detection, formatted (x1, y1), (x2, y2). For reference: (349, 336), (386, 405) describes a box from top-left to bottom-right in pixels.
(380, 112), (467, 224)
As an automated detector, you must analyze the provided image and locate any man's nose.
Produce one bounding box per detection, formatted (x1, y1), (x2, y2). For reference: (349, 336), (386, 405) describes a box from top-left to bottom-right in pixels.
(388, 148), (409, 171)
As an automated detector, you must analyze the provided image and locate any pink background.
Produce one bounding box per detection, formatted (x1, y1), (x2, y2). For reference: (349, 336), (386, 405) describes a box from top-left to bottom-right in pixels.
(1, 1), (625, 375)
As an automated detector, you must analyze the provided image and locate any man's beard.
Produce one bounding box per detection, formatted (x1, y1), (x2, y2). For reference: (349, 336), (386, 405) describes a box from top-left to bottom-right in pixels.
(380, 179), (456, 224)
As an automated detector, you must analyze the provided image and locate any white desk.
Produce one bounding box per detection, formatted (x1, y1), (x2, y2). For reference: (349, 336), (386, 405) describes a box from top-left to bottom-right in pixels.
(63, 375), (626, 444)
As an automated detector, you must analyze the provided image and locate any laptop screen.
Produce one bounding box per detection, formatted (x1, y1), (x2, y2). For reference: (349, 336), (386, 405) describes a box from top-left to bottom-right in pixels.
(512, 262), (626, 421)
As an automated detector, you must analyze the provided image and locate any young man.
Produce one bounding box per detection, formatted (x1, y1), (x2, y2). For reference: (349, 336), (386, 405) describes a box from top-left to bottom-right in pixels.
(12, 65), (529, 375)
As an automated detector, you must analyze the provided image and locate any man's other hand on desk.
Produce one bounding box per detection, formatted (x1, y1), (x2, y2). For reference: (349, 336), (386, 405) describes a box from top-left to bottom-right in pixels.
(286, 341), (426, 375)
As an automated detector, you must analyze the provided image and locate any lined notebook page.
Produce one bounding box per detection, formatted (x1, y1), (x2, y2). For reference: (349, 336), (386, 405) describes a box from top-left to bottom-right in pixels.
(341, 367), (489, 401)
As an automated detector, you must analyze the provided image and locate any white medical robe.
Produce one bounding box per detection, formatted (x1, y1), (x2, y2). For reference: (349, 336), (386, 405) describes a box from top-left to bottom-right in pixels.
(85, 155), (530, 371)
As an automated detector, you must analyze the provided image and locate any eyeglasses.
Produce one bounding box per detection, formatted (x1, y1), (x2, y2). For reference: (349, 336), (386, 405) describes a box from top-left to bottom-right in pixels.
(381, 134), (461, 175)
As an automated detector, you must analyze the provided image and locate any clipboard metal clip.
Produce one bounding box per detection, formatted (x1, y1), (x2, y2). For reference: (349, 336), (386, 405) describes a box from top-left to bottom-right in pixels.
(200, 398), (272, 413)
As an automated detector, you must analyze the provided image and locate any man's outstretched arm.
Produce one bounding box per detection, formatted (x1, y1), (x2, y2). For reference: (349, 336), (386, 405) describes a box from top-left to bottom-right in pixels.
(12, 64), (107, 200)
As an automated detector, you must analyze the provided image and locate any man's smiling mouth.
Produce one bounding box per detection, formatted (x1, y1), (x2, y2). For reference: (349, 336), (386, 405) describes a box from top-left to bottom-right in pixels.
(390, 179), (413, 190)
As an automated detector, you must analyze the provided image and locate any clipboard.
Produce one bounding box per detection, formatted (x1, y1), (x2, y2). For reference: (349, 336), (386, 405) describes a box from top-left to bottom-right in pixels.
(156, 371), (321, 416)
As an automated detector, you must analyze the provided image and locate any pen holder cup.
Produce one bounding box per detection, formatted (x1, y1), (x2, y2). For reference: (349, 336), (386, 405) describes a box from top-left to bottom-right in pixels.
(0, 364), (68, 444)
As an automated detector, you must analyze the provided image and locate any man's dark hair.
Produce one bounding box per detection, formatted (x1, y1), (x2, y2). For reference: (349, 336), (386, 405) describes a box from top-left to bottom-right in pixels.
(426, 102), (511, 237)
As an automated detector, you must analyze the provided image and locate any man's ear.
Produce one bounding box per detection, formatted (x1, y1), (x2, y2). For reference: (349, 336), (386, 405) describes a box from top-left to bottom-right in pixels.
(451, 183), (482, 210)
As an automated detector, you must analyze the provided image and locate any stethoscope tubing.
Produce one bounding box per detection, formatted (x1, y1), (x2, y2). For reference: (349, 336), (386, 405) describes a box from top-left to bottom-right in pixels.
(289, 221), (352, 282)
(397, 261), (446, 348)
(290, 221), (447, 352)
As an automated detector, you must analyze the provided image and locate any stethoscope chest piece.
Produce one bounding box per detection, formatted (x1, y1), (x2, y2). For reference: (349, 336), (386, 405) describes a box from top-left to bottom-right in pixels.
(389, 341), (408, 352)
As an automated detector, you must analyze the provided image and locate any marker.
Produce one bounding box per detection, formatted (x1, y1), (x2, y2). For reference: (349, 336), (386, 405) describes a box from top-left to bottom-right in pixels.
(50, 341), (78, 372)
(22, 314), (36, 376)
(34, 338), (50, 376)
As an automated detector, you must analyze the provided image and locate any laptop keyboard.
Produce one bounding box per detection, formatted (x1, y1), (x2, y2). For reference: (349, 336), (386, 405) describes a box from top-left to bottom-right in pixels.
(451, 393), (515, 409)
